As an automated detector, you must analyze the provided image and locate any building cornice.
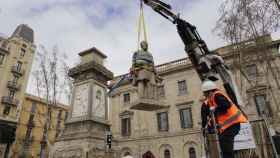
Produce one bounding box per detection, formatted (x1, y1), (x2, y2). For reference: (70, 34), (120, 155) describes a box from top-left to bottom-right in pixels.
(78, 47), (107, 58)
(69, 60), (113, 81)
(24, 93), (69, 110)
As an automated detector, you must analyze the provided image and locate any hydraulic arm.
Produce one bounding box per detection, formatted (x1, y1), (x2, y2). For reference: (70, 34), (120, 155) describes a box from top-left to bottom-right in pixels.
(143, 0), (243, 106)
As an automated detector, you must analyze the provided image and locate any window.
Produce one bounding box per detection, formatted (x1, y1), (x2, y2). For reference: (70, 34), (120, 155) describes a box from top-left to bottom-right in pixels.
(178, 80), (187, 95)
(25, 113), (35, 142)
(64, 112), (68, 121)
(158, 85), (165, 97)
(245, 64), (257, 79)
(3, 106), (11, 115)
(157, 112), (169, 131)
(123, 93), (130, 103)
(254, 95), (272, 117)
(15, 61), (22, 71)
(8, 90), (15, 99)
(28, 114), (35, 123)
(31, 102), (37, 113)
(189, 147), (196, 158)
(180, 108), (193, 128)
(121, 118), (131, 136)
(25, 126), (33, 142)
(20, 48), (26, 57)
(0, 54), (4, 65)
(56, 111), (62, 138)
(164, 149), (171, 158)
(58, 110), (62, 120)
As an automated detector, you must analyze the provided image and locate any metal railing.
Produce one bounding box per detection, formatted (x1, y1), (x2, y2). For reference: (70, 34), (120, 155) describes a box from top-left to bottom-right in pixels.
(7, 81), (21, 91)
(11, 66), (25, 76)
(1, 96), (19, 106)
(156, 58), (188, 73)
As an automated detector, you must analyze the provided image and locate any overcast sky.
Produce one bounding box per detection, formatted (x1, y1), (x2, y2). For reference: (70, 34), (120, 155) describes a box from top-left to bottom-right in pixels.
(1, 0), (279, 99)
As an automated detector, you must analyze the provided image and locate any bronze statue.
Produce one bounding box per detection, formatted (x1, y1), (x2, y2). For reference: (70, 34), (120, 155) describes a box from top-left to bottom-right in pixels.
(131, 41), (160, 99)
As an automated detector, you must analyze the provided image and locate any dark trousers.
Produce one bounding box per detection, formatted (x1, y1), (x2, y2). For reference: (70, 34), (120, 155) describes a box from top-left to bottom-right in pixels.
(219, 123), (241, 158)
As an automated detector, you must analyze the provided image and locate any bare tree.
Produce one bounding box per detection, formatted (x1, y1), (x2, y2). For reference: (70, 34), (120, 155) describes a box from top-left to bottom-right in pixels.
(214, 0), (280, 91)
(29, 45), (72, 158)
(215, 0), (280, 42)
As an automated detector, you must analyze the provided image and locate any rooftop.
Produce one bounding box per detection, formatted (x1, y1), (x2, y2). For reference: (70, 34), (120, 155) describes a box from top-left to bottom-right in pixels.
(11, 24), (34, 43)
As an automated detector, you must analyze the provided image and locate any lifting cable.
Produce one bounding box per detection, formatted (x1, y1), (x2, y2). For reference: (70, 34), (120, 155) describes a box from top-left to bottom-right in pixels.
(137, 0), (148, 50)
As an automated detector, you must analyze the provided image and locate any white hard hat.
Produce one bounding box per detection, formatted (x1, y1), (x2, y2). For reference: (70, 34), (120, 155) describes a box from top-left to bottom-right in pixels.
(201, 80), (217, 92)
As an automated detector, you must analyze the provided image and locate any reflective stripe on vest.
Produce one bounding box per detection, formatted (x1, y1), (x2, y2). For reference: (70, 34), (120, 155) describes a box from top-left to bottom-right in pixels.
(208, 90), (247, 133)
(219, 110), (242, 128)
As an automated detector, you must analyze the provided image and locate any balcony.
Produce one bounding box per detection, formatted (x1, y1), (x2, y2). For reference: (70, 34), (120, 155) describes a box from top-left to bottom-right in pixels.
(1, 96), (19, 106)
(7, 81), (21, 91)
(0, 47), (9, 55)
(11, 66), (25, 76)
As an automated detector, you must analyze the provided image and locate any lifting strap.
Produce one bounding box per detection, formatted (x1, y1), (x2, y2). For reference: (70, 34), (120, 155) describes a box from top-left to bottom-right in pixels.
(137, 0), (148, 50)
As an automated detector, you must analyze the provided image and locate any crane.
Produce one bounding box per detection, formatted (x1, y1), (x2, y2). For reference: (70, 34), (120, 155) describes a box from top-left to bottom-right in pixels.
(141, 0), (246, 158)
(142, 0), (243, 107)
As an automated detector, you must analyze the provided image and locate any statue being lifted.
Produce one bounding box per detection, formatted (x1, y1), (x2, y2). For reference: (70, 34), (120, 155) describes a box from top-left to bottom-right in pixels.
(131, 41), (161, 99)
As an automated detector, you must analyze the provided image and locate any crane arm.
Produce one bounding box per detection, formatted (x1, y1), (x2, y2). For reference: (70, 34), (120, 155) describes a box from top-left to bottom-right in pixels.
(143, 0), (243, 106)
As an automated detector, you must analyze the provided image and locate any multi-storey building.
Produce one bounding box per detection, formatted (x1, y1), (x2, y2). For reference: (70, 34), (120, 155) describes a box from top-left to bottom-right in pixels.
(109, 35), (280, 158)
(11, 93), (69, 158)
(0, 24), (35, 158)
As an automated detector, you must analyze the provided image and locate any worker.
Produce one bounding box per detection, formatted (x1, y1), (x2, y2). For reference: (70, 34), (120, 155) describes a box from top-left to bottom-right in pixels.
(131, 40), (158, 99)
(200, 80), (248, 158)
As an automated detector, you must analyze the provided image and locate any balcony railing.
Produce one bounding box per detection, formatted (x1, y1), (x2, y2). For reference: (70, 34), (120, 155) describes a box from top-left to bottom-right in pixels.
(0, 47), (9, 55)
(156, 58), (188, 73)
(1, 96), (19, 106)
(11, 66), (25, 76)
(7, 81), (21, 91)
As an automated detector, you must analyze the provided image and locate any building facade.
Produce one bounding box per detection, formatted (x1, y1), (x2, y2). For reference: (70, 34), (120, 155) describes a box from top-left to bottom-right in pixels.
(0, 24), (35, 158)
(109, 35), (280, 158)
(11, 93), (69, 158)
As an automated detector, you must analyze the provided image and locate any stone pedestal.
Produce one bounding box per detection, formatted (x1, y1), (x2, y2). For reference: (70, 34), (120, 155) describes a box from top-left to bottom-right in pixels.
(49, 119), (118, 158)
(130, 98), (167, 111)
(130, 83), (169, 111)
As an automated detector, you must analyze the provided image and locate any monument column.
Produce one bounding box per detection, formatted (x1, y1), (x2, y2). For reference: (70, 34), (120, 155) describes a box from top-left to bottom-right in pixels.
(50, 47), (117, 158)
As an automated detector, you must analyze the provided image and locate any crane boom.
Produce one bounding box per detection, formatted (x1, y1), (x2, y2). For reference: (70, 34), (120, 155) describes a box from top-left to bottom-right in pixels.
(143, 0), (243, 107)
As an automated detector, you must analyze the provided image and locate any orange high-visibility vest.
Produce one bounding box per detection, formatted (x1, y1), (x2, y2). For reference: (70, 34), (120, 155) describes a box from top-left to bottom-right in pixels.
(207, 90), (248, 133)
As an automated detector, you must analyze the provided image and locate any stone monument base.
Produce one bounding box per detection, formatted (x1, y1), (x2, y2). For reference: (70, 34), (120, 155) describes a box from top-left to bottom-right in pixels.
(130, 98), (168, 111)
(49, 119), (119, 158)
